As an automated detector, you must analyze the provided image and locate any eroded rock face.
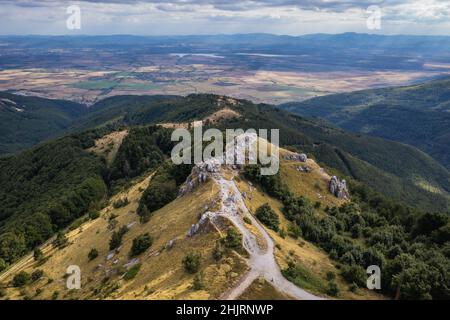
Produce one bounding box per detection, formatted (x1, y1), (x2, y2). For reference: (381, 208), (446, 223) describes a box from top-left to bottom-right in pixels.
(329, 176), (349, 199)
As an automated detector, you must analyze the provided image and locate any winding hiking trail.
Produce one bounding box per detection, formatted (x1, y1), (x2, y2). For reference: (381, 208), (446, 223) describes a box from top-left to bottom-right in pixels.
(190, 132), (324, 300)
(213, 173), (323, 300)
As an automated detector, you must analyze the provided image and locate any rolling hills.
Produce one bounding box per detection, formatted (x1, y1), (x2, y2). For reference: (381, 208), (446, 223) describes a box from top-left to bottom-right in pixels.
(0, 92), (86, 155)
(0, 129), (448, 300)
(280, 77), (450, 170)
(1, 92), (449, 213)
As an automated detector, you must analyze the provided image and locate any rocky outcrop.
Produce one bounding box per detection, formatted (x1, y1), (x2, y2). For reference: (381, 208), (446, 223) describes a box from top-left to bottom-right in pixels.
(186, 212), (215, 237)
(329, 176), (349, 199)
(284, 152), (307, 162)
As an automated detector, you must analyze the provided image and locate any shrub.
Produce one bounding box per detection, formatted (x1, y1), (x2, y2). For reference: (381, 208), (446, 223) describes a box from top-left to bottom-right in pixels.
(341, 265), (367, 287)
(13, 271), (30, 287)
(0, 258), (7, 272)
(183, 252), (201, 274)
(193, 273), (204, 290)
(224, 228), (242, 249)
(243, 216), (252, 225)
(53, 232), (68, 249)
(212, 241), (225, 261)
(113, 197), (129, 209)
(33, 248), (44, 262)
(255, 204), (280, 231)
(109, 225), (128, 250)
(88, 211), (100, 220)
(326, 281), (339, 297)
(351, 224), (363, 239)
(123, 263), (141, 280)
(88, 248), (99, 261)
(31, 270), (44, 282)
(52, 291), (59, 300)
(288, 223), (302, 239)
(326, 271), (336, 281)
(349, 283), (358, 293)
(129, 233), (153, 257)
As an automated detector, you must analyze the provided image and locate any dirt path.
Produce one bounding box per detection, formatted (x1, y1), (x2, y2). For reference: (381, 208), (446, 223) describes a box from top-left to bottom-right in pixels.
(213, 173), (323, 300)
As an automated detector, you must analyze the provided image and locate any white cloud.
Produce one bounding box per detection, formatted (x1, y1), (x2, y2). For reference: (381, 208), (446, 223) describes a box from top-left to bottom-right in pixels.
(0, 0), (449, 35)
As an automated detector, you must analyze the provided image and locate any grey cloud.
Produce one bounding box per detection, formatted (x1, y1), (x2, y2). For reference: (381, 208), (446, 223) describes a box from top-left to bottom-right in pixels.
(0, 1), (399, 12)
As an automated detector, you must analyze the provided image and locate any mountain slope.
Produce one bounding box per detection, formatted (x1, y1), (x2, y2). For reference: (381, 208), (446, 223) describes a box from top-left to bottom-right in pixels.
(280, 77), (450, 170)
(0, 92), (86, 156)
(0, 92), (448, 212)
(0, 136), (383, 300)
(1, 132), (447, 300)
(84, 93), (449, 211)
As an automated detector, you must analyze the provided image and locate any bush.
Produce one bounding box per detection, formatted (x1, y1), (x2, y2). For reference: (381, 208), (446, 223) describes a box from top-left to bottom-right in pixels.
(193, 273), (204, 290)
(0, 258), (7, 272)
(109, 225), (128, 250)
(224, 228), (242, 249)
(349, 283), (358, 293)
(53, 232), (68, 249)
(88, 248), (99, 261)
(13, 271), (30, 287)
(243, 216), (252, 225)
(212, 241), (225, 261)
(351, 224), (363, 239)
(123, 263), (141, 280)
(255, 204), (280, 231)
(129, 233), (153, 257)
(183, 252), (201, 274)
(33, 248), (44, 262)
(52, 291), (59, 300)
(326, 271), (336, 281)
(31, 270), (44, 282)
(326, 281), (339, 297)
(341, 265), (367, 287)
(88, 211), (100, 220)
(113, 197), (129, 209)
(288, 223), (302, 239)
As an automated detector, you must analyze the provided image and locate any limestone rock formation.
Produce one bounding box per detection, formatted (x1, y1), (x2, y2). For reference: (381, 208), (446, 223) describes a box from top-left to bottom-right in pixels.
(329, 176), (349, 199)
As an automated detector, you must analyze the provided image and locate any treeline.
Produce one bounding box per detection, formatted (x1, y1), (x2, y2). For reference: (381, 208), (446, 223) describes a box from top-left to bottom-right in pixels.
(0, 125), (175, 269)
(0, 133), (107, 266)
(244, 164), (450, 299)
(109, 126), (173, 184)
(138, 162), (192, 222)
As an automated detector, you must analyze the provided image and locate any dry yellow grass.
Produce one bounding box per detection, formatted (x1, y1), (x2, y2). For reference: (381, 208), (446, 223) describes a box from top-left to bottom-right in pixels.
(239, 277), (292, 300)
(88, 130), (128, 166)
(1, 174), (247, 300)
(235, 156), (383, 300)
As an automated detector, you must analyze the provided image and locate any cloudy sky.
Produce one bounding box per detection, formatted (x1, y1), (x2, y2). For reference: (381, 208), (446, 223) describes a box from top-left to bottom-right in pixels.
(0, 0), (449, 35)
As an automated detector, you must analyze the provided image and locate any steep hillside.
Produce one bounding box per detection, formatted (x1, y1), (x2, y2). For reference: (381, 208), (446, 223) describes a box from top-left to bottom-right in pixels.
(0, 92), (86, 155)
(280, 77), (450, 169)
(0, 137), (385, 300)
(2, 133), (447, 301)
(0, 125), (173, 268)
(1, 91), (448, 212)
(68, 93), (450, 211)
